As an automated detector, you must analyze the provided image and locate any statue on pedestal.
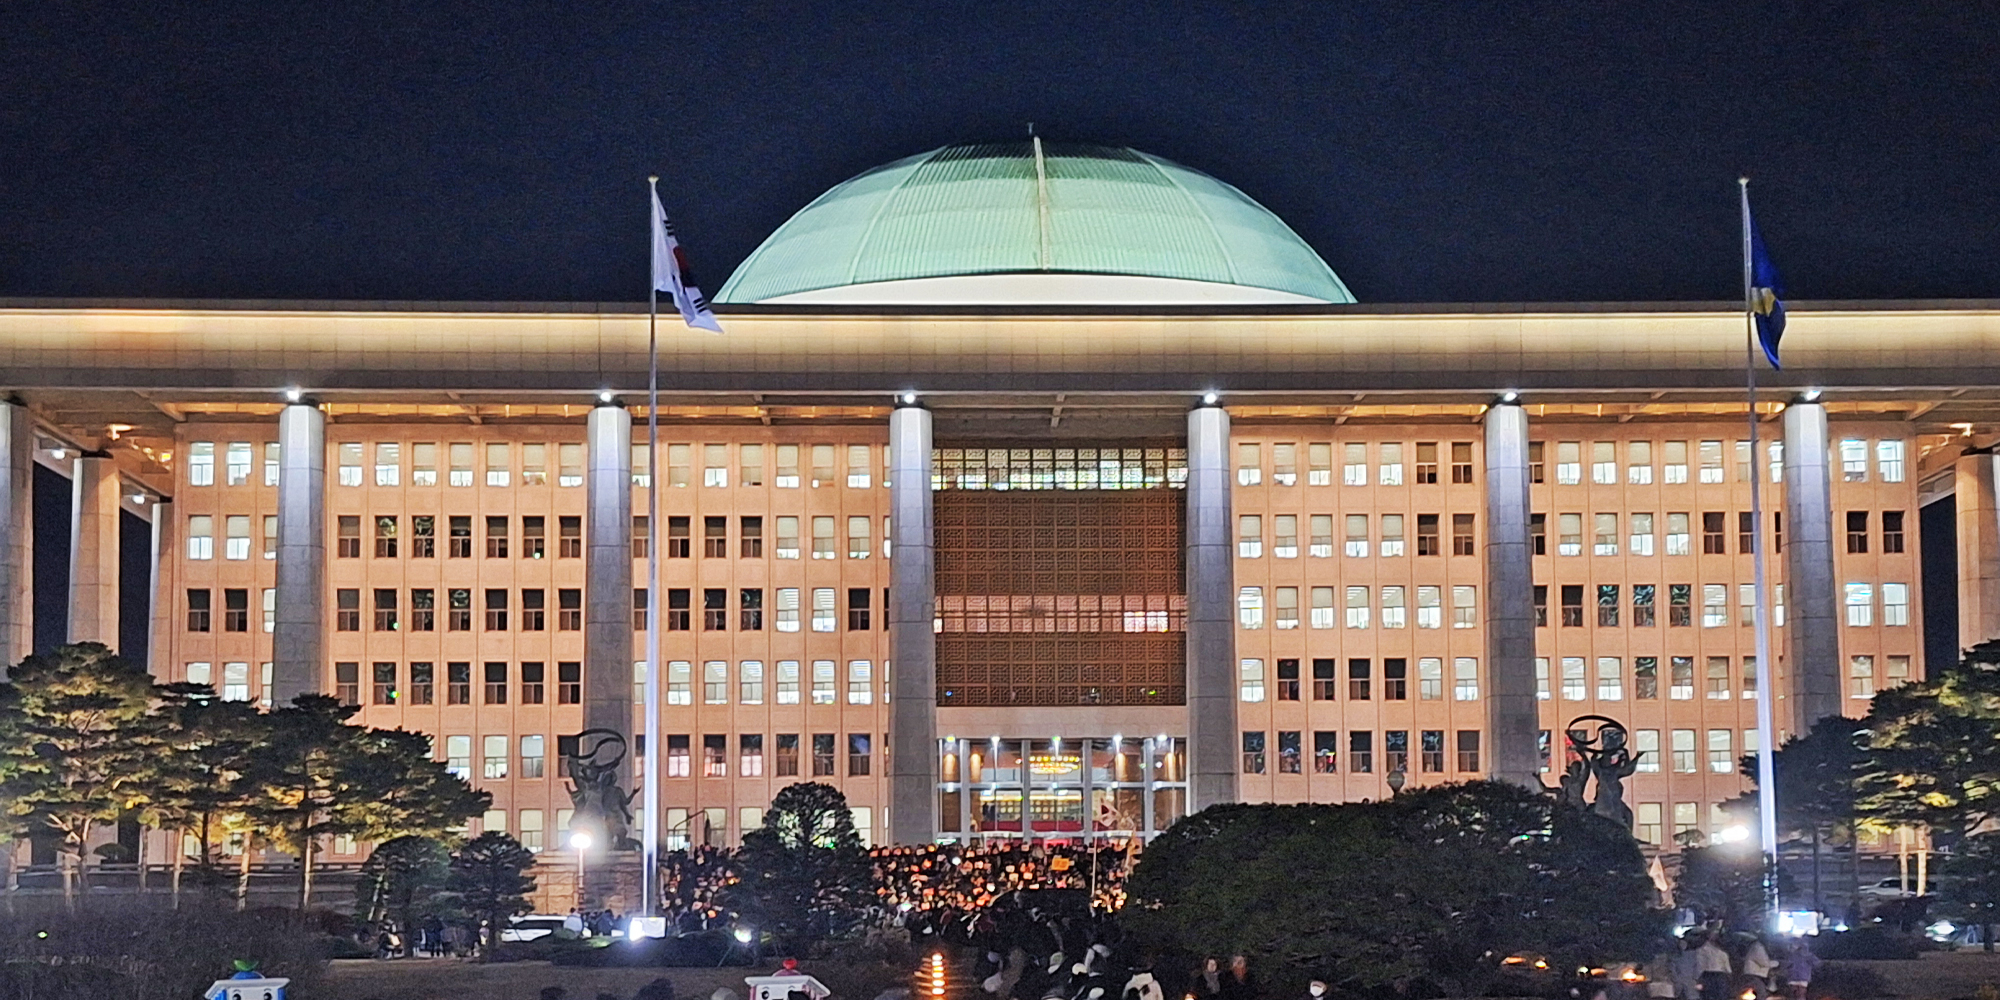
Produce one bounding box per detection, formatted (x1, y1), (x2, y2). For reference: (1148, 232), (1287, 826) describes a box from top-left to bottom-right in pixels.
(1549, 715), (1643, 829)
(565, 728), (638, 851)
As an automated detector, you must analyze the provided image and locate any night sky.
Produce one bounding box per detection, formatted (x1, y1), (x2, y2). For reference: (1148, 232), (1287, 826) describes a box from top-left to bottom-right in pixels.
(3, 2), (1995, 305)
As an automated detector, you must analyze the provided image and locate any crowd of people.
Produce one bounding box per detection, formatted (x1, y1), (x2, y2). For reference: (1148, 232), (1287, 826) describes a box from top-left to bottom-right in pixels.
(869, 841), (1135, 919)
(1639, 930), (1819, 1000)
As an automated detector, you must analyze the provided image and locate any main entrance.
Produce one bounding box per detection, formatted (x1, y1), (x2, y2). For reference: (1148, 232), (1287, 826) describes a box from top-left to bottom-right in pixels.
(936, 736), (1188, 842)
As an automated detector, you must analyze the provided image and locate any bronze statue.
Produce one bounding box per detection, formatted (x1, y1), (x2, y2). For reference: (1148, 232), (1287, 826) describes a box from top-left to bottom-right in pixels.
(565, 728), (637, 850)
(1550, 715), (1643, 829)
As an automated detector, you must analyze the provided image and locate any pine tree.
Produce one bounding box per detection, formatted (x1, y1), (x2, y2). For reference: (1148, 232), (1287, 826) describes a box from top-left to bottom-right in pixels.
(449, 831), (537, 956)
(727, 781), (870, 952)
(0, 643), (162, 906)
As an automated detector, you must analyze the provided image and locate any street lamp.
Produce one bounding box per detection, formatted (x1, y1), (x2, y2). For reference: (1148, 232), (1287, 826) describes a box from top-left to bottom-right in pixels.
(569, 830), (593, 910)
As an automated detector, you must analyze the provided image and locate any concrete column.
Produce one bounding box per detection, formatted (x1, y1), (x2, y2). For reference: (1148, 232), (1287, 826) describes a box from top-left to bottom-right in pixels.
(1185, 403), (1237, 812)
(584, 404), (634, 790)
(1483, 401), (1541, 787)
(272, 403), (326, 704)
(148, 500), (174, 677)
(887, 403), (937, 845)
(0, 401), (31, 669)
(67, 454), (120, 647)
(1955, 447), (2000, 653)
(1783, 398), (1842, 729)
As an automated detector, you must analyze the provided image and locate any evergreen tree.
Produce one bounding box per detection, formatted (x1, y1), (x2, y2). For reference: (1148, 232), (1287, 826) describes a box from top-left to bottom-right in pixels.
(1856, 640), (2000, 840)
(1724, 714), (1865, 908)
(449, 831), (537, 955)
(359, 834), (454, 942)
(1939, 832), (2000, 952)
(727, 781), (870, 952)
(0, 643), (162, 905)
(137, 683), (270, 904)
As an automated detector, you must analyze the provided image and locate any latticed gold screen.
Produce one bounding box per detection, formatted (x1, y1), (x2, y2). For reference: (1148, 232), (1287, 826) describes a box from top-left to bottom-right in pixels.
(935, 488), (1186, 706)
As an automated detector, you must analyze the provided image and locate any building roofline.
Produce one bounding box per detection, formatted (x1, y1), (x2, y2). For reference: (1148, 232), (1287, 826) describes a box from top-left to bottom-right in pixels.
(2, 296), (1999, 317)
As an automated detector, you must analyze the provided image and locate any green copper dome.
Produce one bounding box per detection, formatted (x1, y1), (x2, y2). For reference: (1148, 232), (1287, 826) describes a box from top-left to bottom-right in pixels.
(715, 141), (1355, 305)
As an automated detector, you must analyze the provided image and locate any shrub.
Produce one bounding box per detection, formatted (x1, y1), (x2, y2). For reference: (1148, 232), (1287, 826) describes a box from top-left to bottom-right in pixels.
(0, 902), (327, 1000)
(1808, 962), (1892, 998)
(1810, 927), (1927, 960)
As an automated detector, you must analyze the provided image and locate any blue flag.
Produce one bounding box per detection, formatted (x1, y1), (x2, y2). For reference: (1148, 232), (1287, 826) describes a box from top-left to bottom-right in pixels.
(1746, 205), (1785, 369)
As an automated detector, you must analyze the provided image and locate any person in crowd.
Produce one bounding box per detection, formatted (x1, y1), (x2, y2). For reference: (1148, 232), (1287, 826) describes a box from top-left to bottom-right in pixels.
(1740, 935), (1775, 998)
(1779, 939), (1818, 1000)
(1692, 932), (1733, 1000)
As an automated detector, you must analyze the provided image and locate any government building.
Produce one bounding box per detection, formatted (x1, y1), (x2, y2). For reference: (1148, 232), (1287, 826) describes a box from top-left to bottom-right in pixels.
(0, 141), (1990, 862)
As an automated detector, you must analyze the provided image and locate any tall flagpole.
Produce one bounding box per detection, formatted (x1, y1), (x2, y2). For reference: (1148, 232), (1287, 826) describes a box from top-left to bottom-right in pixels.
(643, 176), (665, 919)
(1741, 177), (1781, 927)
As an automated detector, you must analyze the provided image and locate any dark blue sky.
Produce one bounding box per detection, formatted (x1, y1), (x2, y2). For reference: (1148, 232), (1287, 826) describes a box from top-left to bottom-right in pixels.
(2, 1), (1993, 304)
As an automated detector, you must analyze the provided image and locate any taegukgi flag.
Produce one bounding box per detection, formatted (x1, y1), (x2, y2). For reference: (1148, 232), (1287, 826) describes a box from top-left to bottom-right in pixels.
(650, 181), (723, 333)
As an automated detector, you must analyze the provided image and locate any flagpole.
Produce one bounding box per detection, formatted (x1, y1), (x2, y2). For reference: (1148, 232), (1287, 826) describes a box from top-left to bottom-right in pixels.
(1741, 176), (1781, 928)
(642, 176), (664, 920)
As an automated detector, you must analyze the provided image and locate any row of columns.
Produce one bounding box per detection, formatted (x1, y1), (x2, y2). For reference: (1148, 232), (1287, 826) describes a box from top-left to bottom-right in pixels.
(0, 391), (1939, 841)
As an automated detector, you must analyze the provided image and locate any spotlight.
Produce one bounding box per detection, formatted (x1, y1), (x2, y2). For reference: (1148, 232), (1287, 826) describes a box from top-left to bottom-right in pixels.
(568, 830), (593, 851)
(733, 927), (754, 944)
(901, 391), (917, 405)
(284, 387), (303, 403)
(1500, 390), (1519, 403)
(1802, 388), (1822, 402)
(1201, 391), (1219, 406)
(598, 390), (615, 403)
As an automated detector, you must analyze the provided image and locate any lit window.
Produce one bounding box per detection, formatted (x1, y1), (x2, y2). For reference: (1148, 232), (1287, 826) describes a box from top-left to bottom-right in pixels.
(811, 660), (836, 705)
(1379, 514), (1404, 557)
(1670, 730), (1696, 773)
(1769, 441), (1784, 483)
(1237, 587), (1264, 629)
(847, 516), (871, 559)
(1239, 659), (1265, 702)
(485, 442), (510, 487)
(668, 443), (692, 487)
(1707, 729), (1732, 773)
(1670, 656), (1694, 700)
(1698, 440), (1724, 483)
(1593, 513), (1619, 556)
(1416, 586), (1441, 629)
(1634, 730), (1660, 773)
(1558, 513), (1582, 556)
(1418, 657), (1443, 700)
(1702, 584), (1728, 627)
(1236, 442), (1262, 486)
(775, 588), (800, 632)
(1848, 655), (1876, 699)
(1883, 582), (1909, 626)
(775, 516), (800, 559)
(1342, 442), (1367, 486)
(1452, 586), (1477, 628)
(337, 442), (363, 487)
(847, 660), (872, 705)
(1378, 443), (1403, 485)
(811, 588), (836, 632)
(738, 443), (763, 486)
(1706, 656), (1731, 700)
(1841, 439), (1869, 482)
(1535, 657), (1550, 700)
(1344, 586), (1369, 629)
(188, 442), (215, 486)
(1597, 657), (1623, 701)
(1237, 515), (1262, 558)
(224, 515), (250, 560)
(1274, 586), (1299, 630)
(844, 443), (872, 488)
(1878, 440), (1906, 482)
(484, 735), (509, 780)
(1662, 440), (1688, 483)
(775, 660), (800, 704)
(1627, 441), (1652, 484)
(1556, 441), (1581, 485)
(1308, 442), (1333, 485)
(1561, 657), (1586, 701)
(704, 661), (728, 705)
(1453, 658), (1479, 701)
(374, 442), (400, 486)
(1309, 514), (1333, 557)
(1665, 512), (1691, 555)
(666, 660), (691, 706)
(1591, 441), (1616, 484)
(775, 444), (800, 488)
(812, 516), (836, 559)
(1344, 514), (1369, 557)
(1272, 514), (1298, 558)
(186, 516), (213, 560)
(1846, 582), (1874, 626)
(449, 442), (474, 487)
(264, 442), (281, 486)
(704, 444), (729, 487)
(1309, 587), (1335, 629)
(1629, 512), (1654, 555)
(1380, 586), (1405, 629)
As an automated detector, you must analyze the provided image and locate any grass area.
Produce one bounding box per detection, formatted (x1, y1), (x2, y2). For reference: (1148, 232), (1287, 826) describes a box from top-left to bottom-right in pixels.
(321, 958), (781, 1000)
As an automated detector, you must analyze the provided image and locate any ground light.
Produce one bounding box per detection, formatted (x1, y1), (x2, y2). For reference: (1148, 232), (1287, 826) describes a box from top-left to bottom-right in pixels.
(920, 952), (946, 999)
